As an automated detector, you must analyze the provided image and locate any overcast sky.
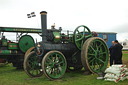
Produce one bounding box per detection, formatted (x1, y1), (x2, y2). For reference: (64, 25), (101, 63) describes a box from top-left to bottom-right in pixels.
(0, 0), (128, 41)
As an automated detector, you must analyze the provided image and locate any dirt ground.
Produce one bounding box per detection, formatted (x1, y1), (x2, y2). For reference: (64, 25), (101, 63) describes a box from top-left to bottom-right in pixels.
(123, 60), (128, 67)
(123, 51), (128, 54)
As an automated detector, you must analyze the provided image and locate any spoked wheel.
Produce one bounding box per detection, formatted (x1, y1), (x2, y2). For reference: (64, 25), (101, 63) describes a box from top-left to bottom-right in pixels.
(42, 51), (67, 80)
(24, 51), (43, 77)
(81, 37), (109, 73)
(74, 25), (93, 50)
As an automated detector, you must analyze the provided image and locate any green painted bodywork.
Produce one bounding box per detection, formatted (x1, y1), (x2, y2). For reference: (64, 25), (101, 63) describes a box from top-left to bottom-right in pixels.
(68, 34), (73, 42)
(53, 32), (60, 42)
(1, 38), (8, 46)
(0, 50), (11, 55)
(8, 43), (19, 50)
(0, 27), (42, 33)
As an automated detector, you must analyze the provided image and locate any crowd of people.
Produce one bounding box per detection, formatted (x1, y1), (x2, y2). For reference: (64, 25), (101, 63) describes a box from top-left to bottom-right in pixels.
(109, 40), (123, 66)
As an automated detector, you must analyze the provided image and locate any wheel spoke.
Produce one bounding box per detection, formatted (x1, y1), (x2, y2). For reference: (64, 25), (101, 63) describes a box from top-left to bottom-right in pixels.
(76, 30), (82, 36)
(48, 57), (54, 64)
(82, 28), (85, 36)
(88, 53), (95, 56)
(45, 61), (51, 66)
(81, 40), (84, 49)
(76, 37), (83, 41)
(96, 43), (99, 50)
(46, 66), (52, 74)
(98, 51), (107, 59)
(58, 66), (62, 73)
(98, 59), (105, 64)
(90, 45), (96, 52)
(58, 61), (64, 65)
(85, 35), (92, 38)
(55, 55), (59, 63)
(98, 43), (103, 49)
(89, 58), (95, 64)
(90, 61), (94, 68)
(88, 56), (92, 60)
(95, 62), (100, 70)
(99, 52), (106, 55)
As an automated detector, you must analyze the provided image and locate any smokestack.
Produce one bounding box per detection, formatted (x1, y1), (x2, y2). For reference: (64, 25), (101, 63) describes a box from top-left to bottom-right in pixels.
(40, 11), (47, 42)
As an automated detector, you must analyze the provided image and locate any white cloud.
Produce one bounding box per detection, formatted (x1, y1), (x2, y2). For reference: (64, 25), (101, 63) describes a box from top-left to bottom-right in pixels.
(0, 0), (128, 41)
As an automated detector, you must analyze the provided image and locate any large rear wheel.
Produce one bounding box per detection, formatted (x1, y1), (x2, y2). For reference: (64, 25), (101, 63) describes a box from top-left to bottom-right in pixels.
(81, 37), (109, 73)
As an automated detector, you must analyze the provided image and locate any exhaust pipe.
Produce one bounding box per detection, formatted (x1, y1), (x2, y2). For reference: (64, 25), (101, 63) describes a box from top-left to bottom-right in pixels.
(40, 11), (47, 42)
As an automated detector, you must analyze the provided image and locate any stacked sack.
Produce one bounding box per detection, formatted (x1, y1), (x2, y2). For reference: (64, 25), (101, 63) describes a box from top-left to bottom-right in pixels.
(104, 65), (128, 83)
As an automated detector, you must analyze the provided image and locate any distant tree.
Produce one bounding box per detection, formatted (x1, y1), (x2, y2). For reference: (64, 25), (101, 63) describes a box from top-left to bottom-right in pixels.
(123, 42), (127, 45)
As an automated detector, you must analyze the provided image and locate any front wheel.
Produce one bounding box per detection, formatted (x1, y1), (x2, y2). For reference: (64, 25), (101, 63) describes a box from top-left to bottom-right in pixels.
(42, 51), (67, 80)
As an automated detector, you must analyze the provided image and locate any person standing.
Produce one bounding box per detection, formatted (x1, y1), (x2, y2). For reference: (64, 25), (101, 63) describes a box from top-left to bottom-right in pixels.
(109, 41), (115, 66)
(113, 40), (123, 64)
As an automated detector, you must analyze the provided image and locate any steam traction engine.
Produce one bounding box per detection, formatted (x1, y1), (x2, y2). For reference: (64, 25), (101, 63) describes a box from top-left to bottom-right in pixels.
(24, 11), (109, 80)
(0, 27), (42, 68)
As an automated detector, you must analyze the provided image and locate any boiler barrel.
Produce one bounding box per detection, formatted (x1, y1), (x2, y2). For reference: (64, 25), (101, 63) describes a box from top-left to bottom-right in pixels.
(39, 42), (78, 57)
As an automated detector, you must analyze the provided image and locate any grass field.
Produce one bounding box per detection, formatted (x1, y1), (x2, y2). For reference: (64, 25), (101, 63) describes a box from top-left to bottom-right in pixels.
(0, 51), (128, 85)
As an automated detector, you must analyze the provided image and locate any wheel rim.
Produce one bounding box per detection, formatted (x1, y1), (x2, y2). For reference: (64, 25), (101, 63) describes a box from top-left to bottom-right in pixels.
(24, 51), (43, 77)
(24, 47), (35, 58)
(74, 25), (92, 50)
(81, 37), (109, 73)
(42, 51), (67, 80)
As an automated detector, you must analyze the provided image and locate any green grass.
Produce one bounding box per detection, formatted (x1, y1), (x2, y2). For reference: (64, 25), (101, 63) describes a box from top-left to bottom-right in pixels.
(0, 51), (128, 85)
(122, 51), (128, 61)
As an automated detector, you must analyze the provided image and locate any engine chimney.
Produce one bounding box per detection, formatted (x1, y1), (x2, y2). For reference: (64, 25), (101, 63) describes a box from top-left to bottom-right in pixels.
(40, 11), (47, 42)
